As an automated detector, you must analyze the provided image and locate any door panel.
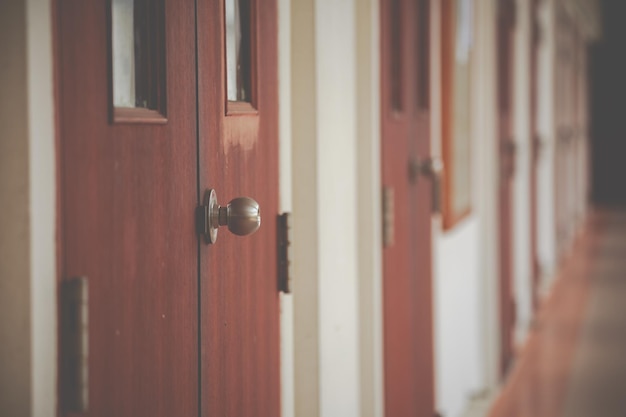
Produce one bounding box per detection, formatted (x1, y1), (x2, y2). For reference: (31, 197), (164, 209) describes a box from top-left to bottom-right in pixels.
(59, 1), (198, 416)
(58, 1), (280, 416)
(197, 1), (280, 416)
(381, 0), (434, 415)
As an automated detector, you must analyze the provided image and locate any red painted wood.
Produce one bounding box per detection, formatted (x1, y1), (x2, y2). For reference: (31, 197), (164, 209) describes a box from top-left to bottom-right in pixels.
(58, 1), (281, 416)
(58, 1), (198, 416)
(497, 0), (517, 378)
(381, 1), (435, 416)
(197, 1), (281, 416)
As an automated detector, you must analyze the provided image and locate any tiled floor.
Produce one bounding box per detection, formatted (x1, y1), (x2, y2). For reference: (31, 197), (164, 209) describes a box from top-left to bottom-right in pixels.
(486, 209), (626, 417)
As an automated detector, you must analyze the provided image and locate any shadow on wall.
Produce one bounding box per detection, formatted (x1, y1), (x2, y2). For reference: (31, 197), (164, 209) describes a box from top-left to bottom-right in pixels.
(591, 0), (626, 205)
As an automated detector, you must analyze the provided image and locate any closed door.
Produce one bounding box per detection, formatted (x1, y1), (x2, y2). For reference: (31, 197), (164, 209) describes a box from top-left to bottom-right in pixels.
(380, 0), (435, 415)
(58, 1), (279, 416)
(497, 0), (516, 377)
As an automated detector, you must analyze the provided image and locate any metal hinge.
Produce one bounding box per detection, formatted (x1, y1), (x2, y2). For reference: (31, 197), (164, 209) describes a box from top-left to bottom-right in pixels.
(277, 213), (292, 293)
(382, 187), (395, 247)
(61, 276), (89, 412)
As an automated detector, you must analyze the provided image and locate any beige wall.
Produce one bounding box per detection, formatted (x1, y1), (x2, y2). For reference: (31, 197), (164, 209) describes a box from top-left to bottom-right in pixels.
(0, 1), (32, 415)
(0, 0), (56, 416)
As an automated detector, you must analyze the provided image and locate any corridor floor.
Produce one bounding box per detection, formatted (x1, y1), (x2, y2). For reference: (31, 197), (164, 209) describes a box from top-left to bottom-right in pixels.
(488, 208), (626, 417)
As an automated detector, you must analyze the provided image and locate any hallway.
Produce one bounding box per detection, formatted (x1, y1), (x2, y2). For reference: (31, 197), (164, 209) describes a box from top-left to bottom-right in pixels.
(488, 208), (626, 417)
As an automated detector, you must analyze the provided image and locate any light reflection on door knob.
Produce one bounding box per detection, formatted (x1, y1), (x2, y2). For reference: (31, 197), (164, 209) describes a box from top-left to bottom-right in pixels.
(197, 189), (261, 244)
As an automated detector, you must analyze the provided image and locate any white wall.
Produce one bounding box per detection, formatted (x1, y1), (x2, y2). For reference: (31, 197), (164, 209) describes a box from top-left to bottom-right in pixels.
(278, 0), (295, 416)
(290, 0), (382, 416)
(354, 1), (384, 416)
(0, 0), (56, 416)
(512, 0), (533, 346)
(536, 0), (558, 292)
(432, 0), (500, 415)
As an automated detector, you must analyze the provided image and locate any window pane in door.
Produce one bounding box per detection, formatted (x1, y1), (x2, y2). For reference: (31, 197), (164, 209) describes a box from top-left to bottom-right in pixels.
(226, 0), (252, 102)
(111, 0), (165, 111)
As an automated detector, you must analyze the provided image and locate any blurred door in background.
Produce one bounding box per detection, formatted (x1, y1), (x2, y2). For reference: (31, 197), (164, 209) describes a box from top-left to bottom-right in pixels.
(380, 0), (435, 415)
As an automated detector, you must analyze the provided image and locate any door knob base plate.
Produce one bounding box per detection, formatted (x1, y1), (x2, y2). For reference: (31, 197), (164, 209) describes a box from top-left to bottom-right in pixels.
(197, 189), (261, 244)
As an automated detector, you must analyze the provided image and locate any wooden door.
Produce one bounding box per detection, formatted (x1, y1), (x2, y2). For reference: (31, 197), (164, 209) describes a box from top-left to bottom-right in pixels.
(496, 0), (517, 378)
(197, 2), (280, 416)
(380, 1), (435, 416)
(57, 1), (279, 416)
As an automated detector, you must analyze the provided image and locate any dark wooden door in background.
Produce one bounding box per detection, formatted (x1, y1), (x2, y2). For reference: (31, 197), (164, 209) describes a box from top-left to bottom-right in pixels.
(58, 1), (279, 416)
(497, 0), (517, 378)
(380, 0), (435, 416)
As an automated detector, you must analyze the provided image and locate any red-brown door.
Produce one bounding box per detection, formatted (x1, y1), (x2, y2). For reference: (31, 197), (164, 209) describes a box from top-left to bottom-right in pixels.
(497, 0), (517, 378)
(380, 0), (435, 416)
(197, 2), (280, 416)
(57, 1), (279, 416)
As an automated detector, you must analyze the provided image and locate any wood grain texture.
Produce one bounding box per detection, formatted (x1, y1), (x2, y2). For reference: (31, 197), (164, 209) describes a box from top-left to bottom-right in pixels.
(197, 0), (281, 416)
(58, 1), (198, 416)
(381, 1), (435, 416)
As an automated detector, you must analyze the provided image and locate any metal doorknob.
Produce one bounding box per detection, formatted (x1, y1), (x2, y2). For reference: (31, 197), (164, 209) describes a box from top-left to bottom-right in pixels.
(197, 189), (261, 244)
(409, 156), (444, 214)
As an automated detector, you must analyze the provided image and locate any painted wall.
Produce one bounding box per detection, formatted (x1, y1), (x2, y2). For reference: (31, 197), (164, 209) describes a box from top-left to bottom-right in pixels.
(536, 0), (558, 292)
(0, 0), (56, 416)
(289, 0), (382, 416)
(0, 2), (32, 415)
(512, 0), (533, 346)
(432, 0), (500, 415)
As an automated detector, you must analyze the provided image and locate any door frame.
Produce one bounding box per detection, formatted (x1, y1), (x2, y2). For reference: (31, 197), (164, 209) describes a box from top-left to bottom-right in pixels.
(496, 0), (517, 378)
(288, 1), (385, 416)
(0, 0), (57, 415)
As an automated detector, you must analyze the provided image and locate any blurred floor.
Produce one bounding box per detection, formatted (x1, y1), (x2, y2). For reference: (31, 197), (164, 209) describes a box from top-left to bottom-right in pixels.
(486, 208), (626, 417)
(561, 209), (626, 417)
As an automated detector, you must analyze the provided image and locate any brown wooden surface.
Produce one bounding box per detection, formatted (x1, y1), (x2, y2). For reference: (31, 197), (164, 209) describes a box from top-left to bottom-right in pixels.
(488, 211), (602, 417)
(441, 0), (472, 230)
(380, 1), (435, 416)
(497, 0), (517, 378)
(58, 1), (280, 416)
(58, 1), (198, 416)
(197, 1), (281, 416)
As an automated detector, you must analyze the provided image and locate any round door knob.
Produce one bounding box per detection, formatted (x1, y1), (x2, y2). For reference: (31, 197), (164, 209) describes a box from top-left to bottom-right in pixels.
(199, 189), (261, 244)
(218, 196), (261, 236)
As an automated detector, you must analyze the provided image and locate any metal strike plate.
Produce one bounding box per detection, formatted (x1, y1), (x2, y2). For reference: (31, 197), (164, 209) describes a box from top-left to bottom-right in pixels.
(382, 187), (395, 247)
(61, 276), (89, 412)
(277, 213), (292, 293)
